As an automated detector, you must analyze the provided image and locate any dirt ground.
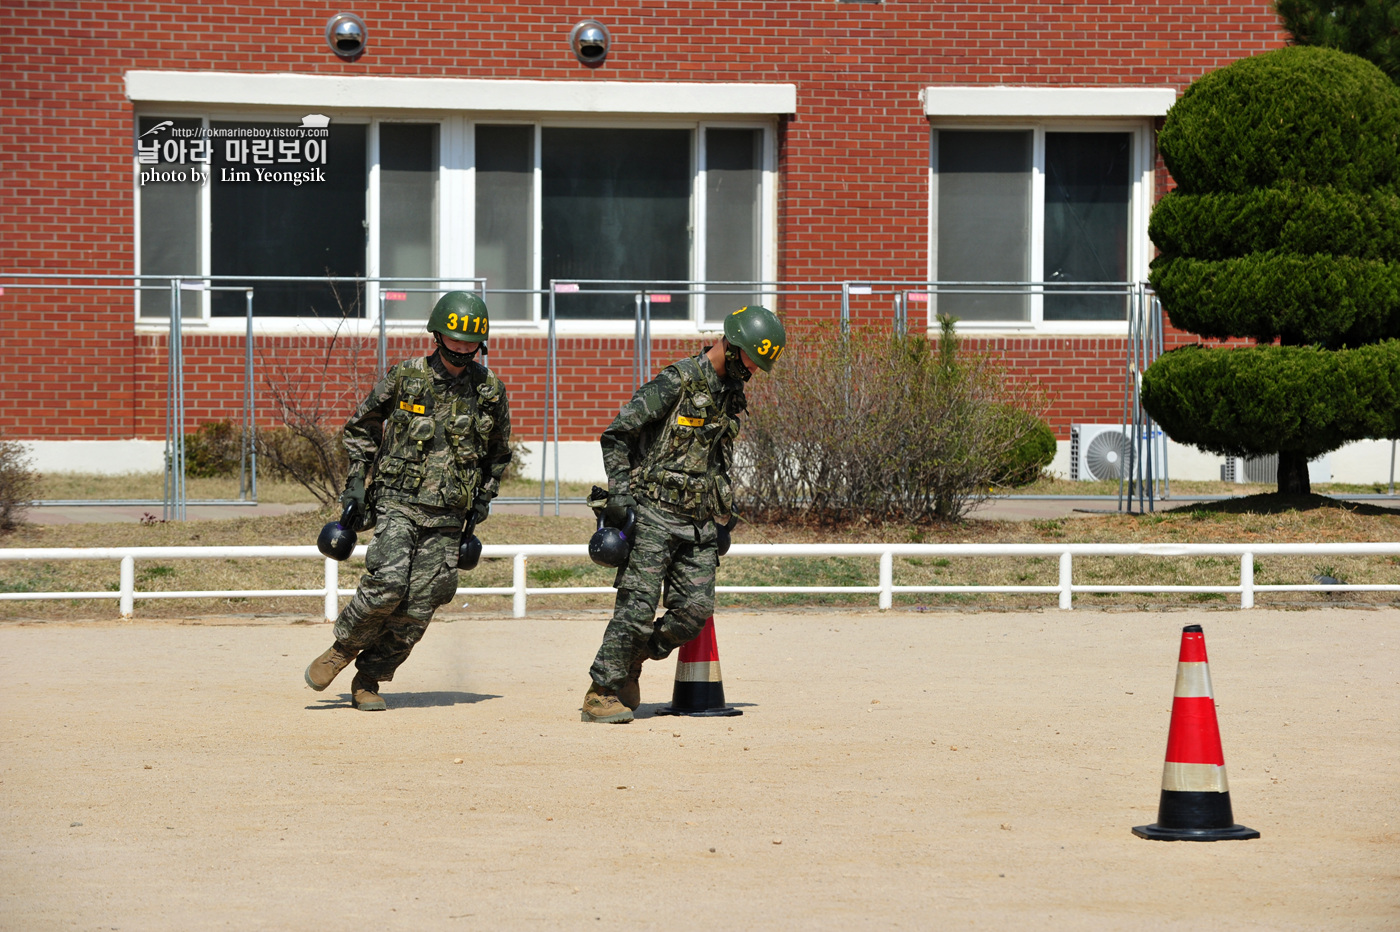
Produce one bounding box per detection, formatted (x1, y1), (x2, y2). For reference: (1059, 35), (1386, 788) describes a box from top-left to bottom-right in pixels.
(1, 608), (1396, 930)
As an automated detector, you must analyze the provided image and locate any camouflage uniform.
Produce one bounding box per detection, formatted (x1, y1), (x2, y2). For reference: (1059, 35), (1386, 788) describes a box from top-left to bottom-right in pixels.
(588, 352), (745, 690)
(334, 352), (512, 682)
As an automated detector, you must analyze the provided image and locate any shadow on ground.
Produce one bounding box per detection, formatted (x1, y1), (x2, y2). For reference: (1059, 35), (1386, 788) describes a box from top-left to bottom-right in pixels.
(1162, 492), (1400, 517)
(306, 691), (501, 711)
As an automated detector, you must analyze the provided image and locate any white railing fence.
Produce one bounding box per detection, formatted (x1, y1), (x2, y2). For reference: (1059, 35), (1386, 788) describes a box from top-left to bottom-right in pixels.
(1, 542), (1397, 620)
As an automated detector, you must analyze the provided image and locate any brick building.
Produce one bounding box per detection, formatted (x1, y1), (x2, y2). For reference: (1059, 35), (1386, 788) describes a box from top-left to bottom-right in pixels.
(11, 1), (1368, 485)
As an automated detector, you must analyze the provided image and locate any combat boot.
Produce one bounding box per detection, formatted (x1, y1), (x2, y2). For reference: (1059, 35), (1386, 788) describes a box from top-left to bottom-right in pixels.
(305, 641), (359, 691)
(581, 683), (633, 724)
(618, 653), (646, 711)
(351, 671), (387, 712)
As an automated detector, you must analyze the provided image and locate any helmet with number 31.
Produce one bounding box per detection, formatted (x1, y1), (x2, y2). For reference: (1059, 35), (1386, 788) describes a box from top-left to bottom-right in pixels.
(427, 291), (490, 344)
(723, 305), (787, 372)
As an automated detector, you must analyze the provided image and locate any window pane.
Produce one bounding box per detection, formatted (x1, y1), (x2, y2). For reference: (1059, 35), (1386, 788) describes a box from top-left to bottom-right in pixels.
(475, 125), (534, 321)
(935, 130), (1031, 322)
(542, 127), (691, 320)
(705, 128), (761, 322)
(1044, 132), (1130, 321)
(137, 117), (202, 318)
(210, 122), (367, 317)
(380, 123), (438, 320)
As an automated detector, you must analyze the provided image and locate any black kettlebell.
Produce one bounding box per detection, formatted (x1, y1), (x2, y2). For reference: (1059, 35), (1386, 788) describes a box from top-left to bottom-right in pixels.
(458, 516), (482, 571)
(317, 502), (359, 562)
(588, 507), (636, 568)
(716, 515), (737, 557)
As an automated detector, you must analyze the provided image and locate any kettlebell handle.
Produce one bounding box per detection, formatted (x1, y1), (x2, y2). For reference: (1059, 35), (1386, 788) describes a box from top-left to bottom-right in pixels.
(596, 507), (636, 539)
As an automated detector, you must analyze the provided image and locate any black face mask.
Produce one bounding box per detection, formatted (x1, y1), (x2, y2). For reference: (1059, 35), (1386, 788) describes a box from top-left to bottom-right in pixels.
(435, 333), (478, 368)
(724, 341), (753, 382)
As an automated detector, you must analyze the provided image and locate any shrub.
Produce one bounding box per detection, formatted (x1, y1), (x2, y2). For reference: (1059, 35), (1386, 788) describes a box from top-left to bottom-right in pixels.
(1158, 46), (1400, 195)
(0, 436), (37, 531)
(1149, 187), (1400, 261)
(734, 319), (1049, 523)
(996, 413), (1057, 487)
(1144, 46), (1400, 494)
(255, 425), (348, 504)
(1149, 253), (1400, 346)
(1140, 341), (1400, 459)
(183, 419), (244, 478)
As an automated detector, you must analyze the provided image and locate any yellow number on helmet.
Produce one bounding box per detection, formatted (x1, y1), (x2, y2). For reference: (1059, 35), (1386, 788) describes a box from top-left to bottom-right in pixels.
(757, 339), (772, 356)
(447, 313), (459, 330)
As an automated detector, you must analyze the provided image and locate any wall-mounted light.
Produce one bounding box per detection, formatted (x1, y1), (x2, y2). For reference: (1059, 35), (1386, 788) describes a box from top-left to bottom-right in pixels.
(569, 20), (610, 67)
(326, 13), (367, 59)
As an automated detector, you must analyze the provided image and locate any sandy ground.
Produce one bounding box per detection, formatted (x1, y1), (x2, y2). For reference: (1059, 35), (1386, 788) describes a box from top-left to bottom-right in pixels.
(1, 608), (1396, 930)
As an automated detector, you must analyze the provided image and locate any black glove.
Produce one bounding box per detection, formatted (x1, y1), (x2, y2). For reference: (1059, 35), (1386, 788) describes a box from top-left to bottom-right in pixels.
(604, 491), (635, 528)
(340, 475), (366, 513)
(470, 495), (492, 526)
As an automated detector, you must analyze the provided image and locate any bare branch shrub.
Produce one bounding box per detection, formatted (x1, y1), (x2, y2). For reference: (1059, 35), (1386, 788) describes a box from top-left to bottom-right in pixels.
(0, 436), (38, 531)
(255, 284), (373, 505)
(734, 317), (1050, 523)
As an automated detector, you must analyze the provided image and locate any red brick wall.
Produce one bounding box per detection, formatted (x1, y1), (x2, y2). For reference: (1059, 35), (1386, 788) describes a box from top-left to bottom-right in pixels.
(1, 2), (1287, 443)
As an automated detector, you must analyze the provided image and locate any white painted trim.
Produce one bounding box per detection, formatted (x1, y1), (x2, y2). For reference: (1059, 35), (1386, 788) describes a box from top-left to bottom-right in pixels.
(125, 71), (798, 115)
(921, 86), (1177, 117)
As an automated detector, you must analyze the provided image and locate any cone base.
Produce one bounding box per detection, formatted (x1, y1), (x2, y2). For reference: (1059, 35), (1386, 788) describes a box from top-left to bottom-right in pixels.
(1132, 823), (1259, 842)
(655, 705), (742, 717)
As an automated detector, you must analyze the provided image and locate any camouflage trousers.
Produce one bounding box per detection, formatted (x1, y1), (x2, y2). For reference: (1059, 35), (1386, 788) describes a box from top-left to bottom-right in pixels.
(333, 510), (461, 682)
(588, 500), (718, 691)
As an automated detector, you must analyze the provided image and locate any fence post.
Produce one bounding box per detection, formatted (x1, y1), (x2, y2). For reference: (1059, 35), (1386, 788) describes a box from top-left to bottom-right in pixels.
(324, 557), (338, 622)
(1058, 552), (1073, 610)
(878, 551), (892, 610)
(119, 555), (135, 620)
(513, 553), (528, 618)
(1240, 552), (1254, 609)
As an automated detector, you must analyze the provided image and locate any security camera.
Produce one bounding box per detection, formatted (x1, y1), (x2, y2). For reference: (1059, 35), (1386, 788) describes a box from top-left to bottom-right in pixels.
(326, 13), (367, 58)
(570, 20), (610, 67)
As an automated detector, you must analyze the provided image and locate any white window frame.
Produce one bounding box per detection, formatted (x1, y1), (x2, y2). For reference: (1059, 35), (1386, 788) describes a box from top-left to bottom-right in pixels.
(127, 72), (793, 337)
(922, 86), (1175, 335)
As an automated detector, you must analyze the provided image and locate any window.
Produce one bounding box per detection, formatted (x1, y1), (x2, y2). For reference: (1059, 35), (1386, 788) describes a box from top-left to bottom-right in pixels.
(379, 123), (439, 321)
(136, 112), (773, 328)
(136, 116), (436, 321)
(704, 128), (764, 321)
(474, 124), (534, 322)
(922, 86), (1171, 331)
(542, 127), (692, 321)
(209, 121), (368, 318)
(932, 127), (1138, 326)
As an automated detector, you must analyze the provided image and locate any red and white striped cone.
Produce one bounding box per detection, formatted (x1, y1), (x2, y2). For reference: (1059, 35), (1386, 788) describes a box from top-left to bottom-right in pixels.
(1133, 624), (1259, 841)
(655, 616), (742, 717)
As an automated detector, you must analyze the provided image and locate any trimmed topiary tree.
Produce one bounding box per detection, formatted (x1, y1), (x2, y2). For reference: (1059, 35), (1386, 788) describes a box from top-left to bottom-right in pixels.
(1141, 46), (1400, 494)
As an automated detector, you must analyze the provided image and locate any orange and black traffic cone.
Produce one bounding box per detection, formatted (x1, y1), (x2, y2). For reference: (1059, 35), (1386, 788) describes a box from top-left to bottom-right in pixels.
(1133, 624), (1258, 841)
(655, 616), (742, 718)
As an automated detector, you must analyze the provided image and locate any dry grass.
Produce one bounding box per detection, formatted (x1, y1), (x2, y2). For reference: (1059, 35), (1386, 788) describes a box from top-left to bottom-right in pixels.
(3, 487), (1398, 621)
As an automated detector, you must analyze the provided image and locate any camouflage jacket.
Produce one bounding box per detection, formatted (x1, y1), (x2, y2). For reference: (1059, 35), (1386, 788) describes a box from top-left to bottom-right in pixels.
(600, 352), (745, 521)
(343, 353), (512, 528)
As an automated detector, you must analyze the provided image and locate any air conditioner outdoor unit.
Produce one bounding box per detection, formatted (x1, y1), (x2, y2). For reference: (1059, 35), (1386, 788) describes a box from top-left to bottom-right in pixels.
(1071, 424), (1165, 481)
(1222, 453), (1331, 485)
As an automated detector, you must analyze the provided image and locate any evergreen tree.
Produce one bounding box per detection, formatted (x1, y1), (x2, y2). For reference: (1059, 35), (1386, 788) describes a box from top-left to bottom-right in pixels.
(1140, 46), (1400, 495)
(1276, 0), (1400, 83)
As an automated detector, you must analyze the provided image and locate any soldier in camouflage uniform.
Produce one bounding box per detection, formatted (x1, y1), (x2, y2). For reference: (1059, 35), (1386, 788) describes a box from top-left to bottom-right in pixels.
(304, 292), (512, 711)
(581, 305), (787, 723)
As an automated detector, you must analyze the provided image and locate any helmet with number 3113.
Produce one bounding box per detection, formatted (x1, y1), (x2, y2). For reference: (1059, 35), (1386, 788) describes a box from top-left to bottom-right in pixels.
(723, 305), (786, 372)
(427, 291), (490, 344)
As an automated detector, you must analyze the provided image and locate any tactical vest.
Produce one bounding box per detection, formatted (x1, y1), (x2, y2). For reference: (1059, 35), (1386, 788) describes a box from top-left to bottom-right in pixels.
(630, 356), (740, 520)
(371, 356), (505, 513)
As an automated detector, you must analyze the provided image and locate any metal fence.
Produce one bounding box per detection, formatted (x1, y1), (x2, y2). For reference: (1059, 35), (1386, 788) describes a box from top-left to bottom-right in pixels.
(4, 273), (1165, 517)
(1, 541), (1396, 621)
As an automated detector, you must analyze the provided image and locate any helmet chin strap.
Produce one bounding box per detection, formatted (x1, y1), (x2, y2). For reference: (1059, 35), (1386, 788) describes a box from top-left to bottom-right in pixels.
(435, 332), (479, 368)
(723, 340), (752, 382)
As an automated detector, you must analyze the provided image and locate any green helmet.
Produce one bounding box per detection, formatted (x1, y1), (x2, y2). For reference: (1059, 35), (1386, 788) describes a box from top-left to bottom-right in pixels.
(722, 305), (786, 372)
(427, 291), (490, 344)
